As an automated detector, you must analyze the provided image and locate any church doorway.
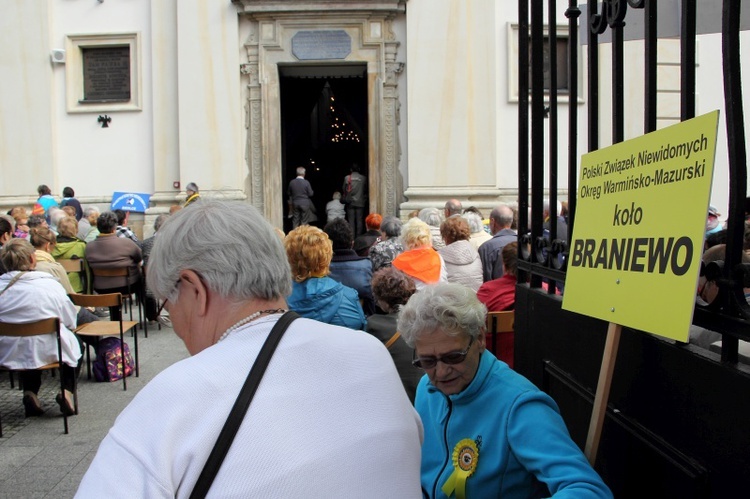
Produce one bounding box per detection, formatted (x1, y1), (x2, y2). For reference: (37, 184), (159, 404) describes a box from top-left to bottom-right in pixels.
(280, 64), (368, 233)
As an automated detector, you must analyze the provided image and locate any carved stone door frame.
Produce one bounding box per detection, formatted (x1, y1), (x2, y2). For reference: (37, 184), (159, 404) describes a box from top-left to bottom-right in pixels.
(234, 1), (406, 227)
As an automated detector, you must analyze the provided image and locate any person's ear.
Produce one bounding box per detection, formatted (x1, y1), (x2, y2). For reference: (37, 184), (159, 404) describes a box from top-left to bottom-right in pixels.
(179, 270), (209, 317)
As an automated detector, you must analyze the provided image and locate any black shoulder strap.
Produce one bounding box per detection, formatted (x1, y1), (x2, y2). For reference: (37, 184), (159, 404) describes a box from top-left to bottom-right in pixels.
(189, 311), (299, 499)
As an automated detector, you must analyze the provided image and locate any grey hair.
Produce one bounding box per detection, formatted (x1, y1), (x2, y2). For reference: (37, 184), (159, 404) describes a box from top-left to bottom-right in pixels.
(462, 212), (484, 234)
(380, 216), (403, 238)
(418, 207), (443, 227)
(444, 199), (463, 216)
(296, 167), (306, 176)
(332, 191), (341, 200)
(83, 206), (100, 218)
(397, 283), (487, 347)
(147, 200), (291, 303)
(490, 204), (514, 227)
(153, 214), (169, 232)
(49, 207), (66, 226)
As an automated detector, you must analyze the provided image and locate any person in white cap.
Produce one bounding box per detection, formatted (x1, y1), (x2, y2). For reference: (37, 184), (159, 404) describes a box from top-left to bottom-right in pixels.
(184, 182), (201, 207)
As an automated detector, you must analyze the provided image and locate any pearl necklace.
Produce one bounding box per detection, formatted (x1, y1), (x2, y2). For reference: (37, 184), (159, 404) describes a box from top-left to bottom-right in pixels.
(217, 309), (287, 343)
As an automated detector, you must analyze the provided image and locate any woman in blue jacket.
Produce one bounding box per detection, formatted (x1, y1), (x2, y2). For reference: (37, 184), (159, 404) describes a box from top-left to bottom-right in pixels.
(398, 283), (612, 499)
(284, 225), (366, 330)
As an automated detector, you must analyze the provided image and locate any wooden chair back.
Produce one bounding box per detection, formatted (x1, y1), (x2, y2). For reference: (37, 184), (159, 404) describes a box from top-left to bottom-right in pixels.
(91, 266), (130, 279)
(68, 293), (139, 389)
(0, 317), (75, 434)
(68, 292), (123, 309)
(57, 258), (84, 273)
(485, 310), (515, 369)
(0, 317), (60, 338)
(89, 266), (144, 332)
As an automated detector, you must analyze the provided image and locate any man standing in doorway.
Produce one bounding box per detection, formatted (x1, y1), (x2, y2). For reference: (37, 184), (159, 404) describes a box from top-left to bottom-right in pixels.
(342, 163), (367, 237)
(287, 166), (317, 229)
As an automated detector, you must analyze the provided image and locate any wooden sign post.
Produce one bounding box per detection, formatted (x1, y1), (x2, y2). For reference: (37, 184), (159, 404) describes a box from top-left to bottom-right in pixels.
(584, 322), (621, 465)
(563, 111), (720, 465)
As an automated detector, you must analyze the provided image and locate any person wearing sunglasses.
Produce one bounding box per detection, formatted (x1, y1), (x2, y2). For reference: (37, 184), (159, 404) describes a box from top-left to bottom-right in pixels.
(398, 283), (612, 499)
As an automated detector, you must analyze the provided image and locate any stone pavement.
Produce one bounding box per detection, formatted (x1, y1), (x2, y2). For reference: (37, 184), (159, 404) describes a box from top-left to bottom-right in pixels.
(0, 321), (189, 498)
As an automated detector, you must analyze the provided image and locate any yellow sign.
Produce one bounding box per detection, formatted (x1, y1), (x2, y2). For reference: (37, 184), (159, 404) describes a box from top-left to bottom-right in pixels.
(562, 111), (720, 341)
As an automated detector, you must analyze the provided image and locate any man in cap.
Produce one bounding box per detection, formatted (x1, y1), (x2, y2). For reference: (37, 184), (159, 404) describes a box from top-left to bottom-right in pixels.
(184, 183), (201, 207)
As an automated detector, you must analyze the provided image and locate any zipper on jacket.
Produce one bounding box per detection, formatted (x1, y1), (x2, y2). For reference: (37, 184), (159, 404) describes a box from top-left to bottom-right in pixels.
(433, 396), (452, 499)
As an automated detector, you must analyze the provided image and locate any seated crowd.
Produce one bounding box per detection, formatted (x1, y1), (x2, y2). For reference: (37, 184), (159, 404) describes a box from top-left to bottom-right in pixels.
(3, 192), (616, 497)
(1, 188), (178, 419)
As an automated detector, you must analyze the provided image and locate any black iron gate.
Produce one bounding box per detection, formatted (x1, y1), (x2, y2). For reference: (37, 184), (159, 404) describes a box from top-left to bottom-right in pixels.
(517, 1), (749, 496)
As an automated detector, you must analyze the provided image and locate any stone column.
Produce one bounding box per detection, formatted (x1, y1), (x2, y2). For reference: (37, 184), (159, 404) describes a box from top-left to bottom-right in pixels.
(382, 30), (405, 217)
(241, 21), (264, 213)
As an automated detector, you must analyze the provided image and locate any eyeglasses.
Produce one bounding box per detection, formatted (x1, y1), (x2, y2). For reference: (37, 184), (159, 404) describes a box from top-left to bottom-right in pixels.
(165, 278), (182, 305)
(412, 337), (475, 370)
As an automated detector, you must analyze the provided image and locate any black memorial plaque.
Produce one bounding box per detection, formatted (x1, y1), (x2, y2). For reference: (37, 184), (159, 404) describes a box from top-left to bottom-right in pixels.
(292, 30), (351, 60)
(81, 46), (131, 102)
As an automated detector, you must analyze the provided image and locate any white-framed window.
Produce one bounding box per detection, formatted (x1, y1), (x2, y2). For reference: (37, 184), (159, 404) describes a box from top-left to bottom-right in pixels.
(507, 23), (584, 104)
(65, 32), (142, 113)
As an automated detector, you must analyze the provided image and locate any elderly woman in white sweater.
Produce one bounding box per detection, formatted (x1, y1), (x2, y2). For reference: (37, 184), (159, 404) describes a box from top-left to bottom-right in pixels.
(0, 238), (81, 417)
(438, 216), (483, 291)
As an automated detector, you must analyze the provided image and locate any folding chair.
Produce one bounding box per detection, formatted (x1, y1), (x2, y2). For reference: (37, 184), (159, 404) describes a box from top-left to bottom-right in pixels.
(57, 257), (88, 293)
(69, 293), (140, 390)
(142, 264), (163, 331)
(0, 317), (78, 435)
(485, 311), (515, 369)
(90, 266), (148, 338)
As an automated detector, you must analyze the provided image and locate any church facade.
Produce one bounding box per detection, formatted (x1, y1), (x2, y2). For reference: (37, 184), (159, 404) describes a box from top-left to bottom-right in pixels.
(0, 1), (742, 236)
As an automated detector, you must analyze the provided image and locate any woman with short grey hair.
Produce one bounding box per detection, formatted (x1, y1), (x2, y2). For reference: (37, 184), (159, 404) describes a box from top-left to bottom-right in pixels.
(397, 283), (613, 498)
(463, 211), (492, 250)
(147, 201), (291, 303)
(418, 207), (445, 249)
(398, 282), (486, 347)
(369, 215), (404, 272)
(79, 199), (423, 497)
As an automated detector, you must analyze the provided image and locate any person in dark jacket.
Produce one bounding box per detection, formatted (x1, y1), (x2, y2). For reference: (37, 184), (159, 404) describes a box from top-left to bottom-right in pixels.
(324, 218), (375, 316)
(366, 266), (423, 403)
(341, 163), (367, 236)
(353, 213), (383, 257)
(60, 187), (83, 221)
(287, 167), (316, 228)
(284, 225), (365, 330)
(0, 217), (13, 274)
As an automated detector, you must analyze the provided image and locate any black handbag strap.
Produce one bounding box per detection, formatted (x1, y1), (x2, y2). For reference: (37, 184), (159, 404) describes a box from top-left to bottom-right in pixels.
(189, 310), (299, 499)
